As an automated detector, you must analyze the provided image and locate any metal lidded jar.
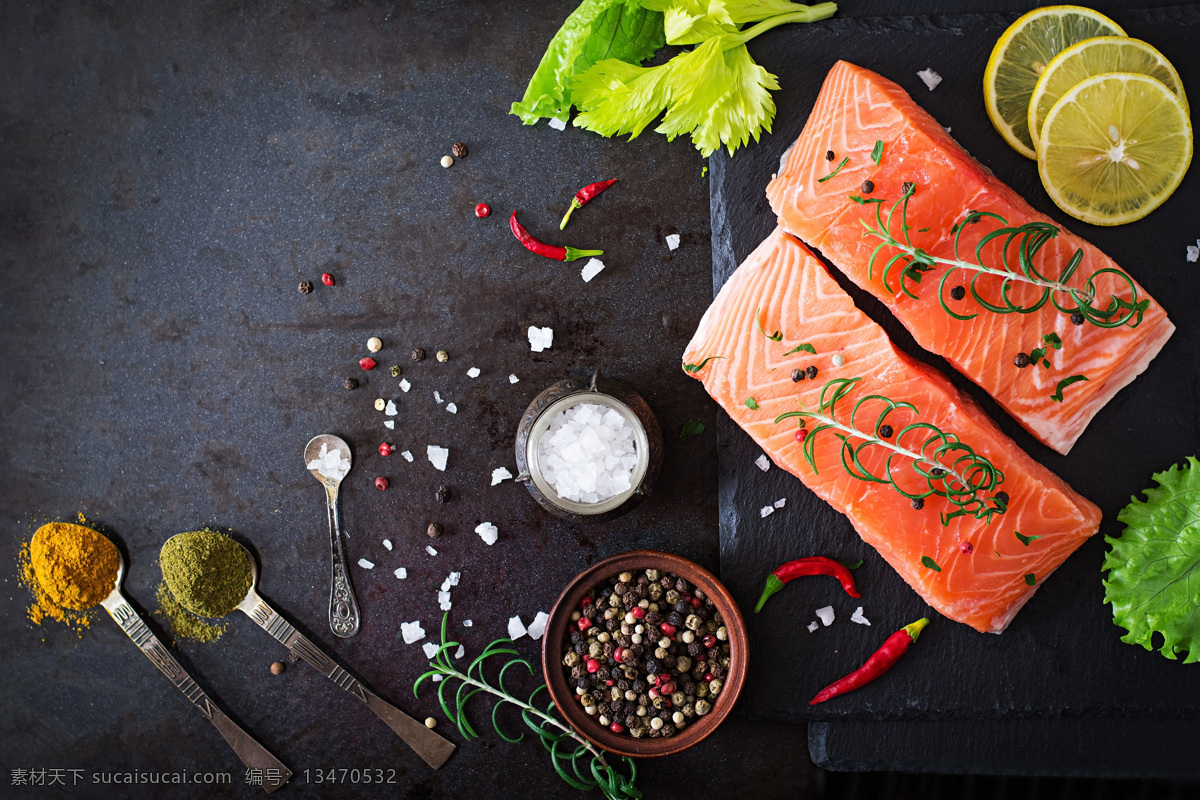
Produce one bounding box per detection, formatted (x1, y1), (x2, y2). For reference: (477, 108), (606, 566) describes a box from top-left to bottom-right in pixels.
(515, 370), (663, 523)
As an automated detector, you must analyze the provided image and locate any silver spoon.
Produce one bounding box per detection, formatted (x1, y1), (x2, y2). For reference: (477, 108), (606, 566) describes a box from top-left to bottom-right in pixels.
(97, 539), (292, 793)
(304, 434), (361, 638)
(160, 534), (456, 770)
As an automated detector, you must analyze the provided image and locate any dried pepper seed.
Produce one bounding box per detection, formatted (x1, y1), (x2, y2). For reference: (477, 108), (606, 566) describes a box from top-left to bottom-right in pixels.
(861, 180), (875, 194)
(911, 497), (925, 510)
(960, 541), (974, 554)
(322, 273), (335, 286)
(298, 281), (313, 294)
(367, 337), (383, 353)
(879, 424), (894, 438)
(270, 661), (286, 675)
(791, 368), (804, 382)
(344, 378), (358, 391)
(427, 523), (443, 538)
(901, 181), (914, 194)
(411, 348), (426, 362)
(451, 142), (468, 158)
(826, 150), (835, 161)
(1014, 352), (1031, 368)
(440, 155), (454, 168)
(436, 350), (449, 363)
(360, 358), (377, 371)
(950, 285), (966, 300)
(378, 443), (392, 457)
(375, 477), (389, 491)
(436, 485), (451, 503)
(475, 203), (491, 218)
(389, 365), (401, 377)
(424, 717), (437, 729)
(806, 365), (818, 380)
(1070, 312), (1085, 326)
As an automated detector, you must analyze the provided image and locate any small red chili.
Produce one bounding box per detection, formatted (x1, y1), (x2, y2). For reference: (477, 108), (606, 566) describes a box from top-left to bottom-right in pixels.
(754, 556), (862, 613)
(510, 210), (603, 262)
(631, 607), (645, 619)
(378, 443), (392, 457)
(560, 178), (618, 229)
(475, 203), (491, 218)
(374, 477), (388, 491)
(660, 622), (677, 636)
(960, 541), (974, 554)
(586, 658), (600, 673)
(576, 617), (592, 632)
(360, 358), (376, 371)
(810, 618), (929, 705)
(322, 273), (335, 286)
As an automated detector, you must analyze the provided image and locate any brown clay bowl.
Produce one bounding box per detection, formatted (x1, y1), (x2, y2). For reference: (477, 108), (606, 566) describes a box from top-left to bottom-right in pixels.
(541, 550), (748, 759)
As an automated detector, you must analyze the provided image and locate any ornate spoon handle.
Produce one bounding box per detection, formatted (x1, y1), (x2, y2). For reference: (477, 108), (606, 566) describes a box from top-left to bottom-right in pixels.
(326, 486), (361, 638)
(100, 592), (292, 793)
(243, 594), (455, 770)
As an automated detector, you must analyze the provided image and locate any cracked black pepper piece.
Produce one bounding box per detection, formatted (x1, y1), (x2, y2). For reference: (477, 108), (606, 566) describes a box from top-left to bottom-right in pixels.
(902, 181), (914, 194)
(436, 485), (451, 503)
(826, 150), (835, 161)
(1071, 312), (1085, 326)
(298, 280), (313, 294)
(411, 348), (426, 362)
(791, 368), (804, 382)
(950, 285), (966, 300)
(344, 377), (358, 390)
(861, 180), (875, 194)
(426, 522), (443, 538)
(806, 365), (818, 380)
(451, 142), (467, 158)
(911, 497), (925, 510)
(879, 424), (893, 438)
(1014, 352), (1031, 368)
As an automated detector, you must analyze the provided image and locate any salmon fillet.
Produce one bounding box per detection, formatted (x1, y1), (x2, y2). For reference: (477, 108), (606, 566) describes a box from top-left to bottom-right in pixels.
(683, 227), (1101, 633)
(766, 61), (1175, 455)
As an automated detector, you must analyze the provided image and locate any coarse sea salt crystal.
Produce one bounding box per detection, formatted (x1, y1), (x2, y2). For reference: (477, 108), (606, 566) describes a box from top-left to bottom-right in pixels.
(446, 403), (457, 414)
(447, 572), (461, 588)
(467, 367), (480, 378)
(422, 642), (440, 659)
(537, 401), (637, 504)
(434, 390), (443, 405)
(400, 379), (411, 392)
(385, 400), (397, 416)
(807, 621), (819, 633)
(425, 545), (438, 556)
(383, 539), (393, 551)
(427, 445), (449, 471)
(394, 567), (407, 579)
(307, 443), (350, 481)
(463, 619), (473, 627)
(851, 607), (871, 626)
(455, 644), (465, 659)
(527, 611), (550, 641)
(917, 68), (942, 91)
(358, 558), (375, 569)
(401, 450), (414, 462)
(774, 498), (786, 509)
(401, 621), (425, 644)
(755, 454), (771, 472)
(491, 467), (513, 486)
(816, 606), (835, 626)
(580, 258), (605, 283)
(384, 420), (395, 429)
(476, 522), (499, 545)
(509, 374), (520, 384)
(508, 616), (528, 640)
(1188, 240), (1200, 263)
(760, 506), (774, 518)
(665, 233), (680, 251)
(528, 326), (554, 352)
(548, 116), (567, 131)
(438, 591), (452, 611)
(432, 674), (443, 682)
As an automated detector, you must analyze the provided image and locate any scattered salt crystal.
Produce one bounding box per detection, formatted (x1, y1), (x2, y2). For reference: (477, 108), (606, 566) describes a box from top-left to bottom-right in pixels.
(437, 591), (452, 611)
(383, 539), (393, 551)
(385, 400), (397, 416)
(917, 68), (942, 91)
(425, 545), (438, 556)
(807, 621), (819, 633)
(401, 450), (414, 462)
(467, 367), (481, 378)
(446, 403), (457, 414)
(422, 642), (440, 659)
(401, 621), (425, 644)
(384, 420), (395, 429)
(816, 606), (835, 626)
(755, 454), (770, 472)
(400, 379), (411, 392)
(438, 589), (451, 602)
(509, 374), (520, 384)
(760, 506), (774, 518)
(492, 467), (513, 485)
(394, 567), (407, 579)
(538, 402), (638, 504)
(432, 674), (443, 682)
(427, 445), (449, 471)
(434, 390), (443, 405)
(476, 522), (499, 545)
(527, 611), (550, 640)
(665, 233), (680, 251)
(463, 619), (473, 627)
(832, 354), (845, 367)
(508, 616), (528, 640)
(580, 258), (605, 282)
(357, 558), (375, 569)
(548, 116), (567, 131)
(851, 607), (871, 626)
(447, 572), (460, 587)
(528, 326), (554, 352)
(1188, 240), (1200, 262)
(774, 498), (786, 509)
(307, 443), (350, 481)
(454, 644), (466, 659)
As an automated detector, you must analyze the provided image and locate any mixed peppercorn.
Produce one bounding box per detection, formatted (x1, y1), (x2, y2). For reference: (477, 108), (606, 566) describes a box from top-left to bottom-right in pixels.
(561, 568), (731, 739)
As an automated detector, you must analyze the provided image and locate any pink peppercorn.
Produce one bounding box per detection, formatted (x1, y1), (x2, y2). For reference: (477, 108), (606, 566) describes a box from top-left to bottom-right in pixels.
(609, 722), (625, 734)
(648, 688), (659, 699)
(576, 617), (592, 632)
(631, 607), (645, 619)
(378, 443), (392, 457)
(321, 273), (334, 286)
(658, 681), (676, 695)
(960, 541), (974, 554)
(795, 429), (808, 443)
(690, 597), (703, 608)
(660, 622), (677, 636)
(581, 597), (592, 607)
(360, 357), (376, 371)
(703, 634), (717, 648)
(586, 659), (600, 673)
(704, 672), (714, 682)
(374, 477), (388, 491)
(605, 679), (614, 686)
(475, 203), (491, 218)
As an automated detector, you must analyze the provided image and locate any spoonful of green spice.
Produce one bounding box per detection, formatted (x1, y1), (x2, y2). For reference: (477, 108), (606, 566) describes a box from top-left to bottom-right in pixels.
(160, 530), (253, 619)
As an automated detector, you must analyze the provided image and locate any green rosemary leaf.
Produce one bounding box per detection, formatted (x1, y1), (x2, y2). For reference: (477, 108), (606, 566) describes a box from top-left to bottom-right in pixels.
(871, 139), (884, 165)
(917, 226), (930, 232)
(683, 355), (724, 373)
(755, 307), (782, 341)
(849, 194), (885, 205)
(1050, 374), (1089, 403)
(679, 421), (705, 438)
(841, 559), (864, 570)
(818, 156), (849, 183)
(994, 549), (1002, 558)
(1043, 332), (1063, 350)
(1014, 531), (1041, 546)
(1025, 573), (1037, 586)
(921, 555), (942, 572)
(745, 397), (759, 410)
(783, 343), (816, 355)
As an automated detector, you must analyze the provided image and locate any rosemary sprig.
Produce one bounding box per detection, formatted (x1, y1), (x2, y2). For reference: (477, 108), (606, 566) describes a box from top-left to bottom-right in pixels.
(684, 356), (724, 373)
(774, 377), (1007, 526)
(855, 185), (1149, 328)
(1050, 374), (1089, 403)
(415, 615), (641, 800)
(818, 156), (849, 183)
(755, 307), (782, 341)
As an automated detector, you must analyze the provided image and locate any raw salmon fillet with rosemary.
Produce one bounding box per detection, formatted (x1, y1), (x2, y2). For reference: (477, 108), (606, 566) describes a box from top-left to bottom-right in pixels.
(766, 61), (1175, 455)
(683, 228), (1101, 633)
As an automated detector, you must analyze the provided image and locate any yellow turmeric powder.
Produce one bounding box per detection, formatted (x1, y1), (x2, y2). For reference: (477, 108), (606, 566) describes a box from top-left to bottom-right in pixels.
(22, 523), (120, 628)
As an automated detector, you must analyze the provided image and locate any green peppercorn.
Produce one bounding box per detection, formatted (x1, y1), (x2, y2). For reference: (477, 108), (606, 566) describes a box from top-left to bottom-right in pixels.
(389, 365), (402, 377)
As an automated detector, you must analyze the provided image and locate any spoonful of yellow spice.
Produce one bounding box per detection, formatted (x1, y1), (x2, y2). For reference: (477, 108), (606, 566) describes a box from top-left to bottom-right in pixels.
(29, 522), (292, 793)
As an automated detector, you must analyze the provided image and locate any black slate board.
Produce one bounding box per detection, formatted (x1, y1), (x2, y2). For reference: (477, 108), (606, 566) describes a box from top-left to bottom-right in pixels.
(709, 4), (1200, 724)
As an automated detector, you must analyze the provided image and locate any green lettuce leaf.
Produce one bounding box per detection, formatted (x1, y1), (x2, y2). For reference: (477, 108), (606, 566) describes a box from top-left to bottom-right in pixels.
(511, 0), (665, 125)
(1103, 456), (1200, 664)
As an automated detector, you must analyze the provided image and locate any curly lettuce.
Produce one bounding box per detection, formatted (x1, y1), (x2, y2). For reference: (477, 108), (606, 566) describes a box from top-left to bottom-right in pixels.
(1103, 456), (1200, 664)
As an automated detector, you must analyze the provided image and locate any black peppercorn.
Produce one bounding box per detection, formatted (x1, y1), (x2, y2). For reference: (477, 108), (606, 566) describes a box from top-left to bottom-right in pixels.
(930, 467), (945, 477)
(436, 485), (451, 503)
(688, 642), (703, 657)
(673, 601), (688, 614)
(1071, 312), (1085, 326)
(644, 659), (659, 674)
(343, 377), (358, 391)
(911, 497), (925, 510)
(950, 285), (966, 300)
(576, 677), (589, 690)
(791, 368), (804, 382)
(902, 181), (914, 194)
(861, 180), (875, 194)
(667, 612), (683, 626)
(675, 578), (688, 592)
(451, 142), (467, 158)
(298, 280), (313, 294)
(826, 150), (835, 161)
(806, 365), (818, 380)
(426, 522), (443, 538)
(570, 630), (582, 644)
(574, 642), (587, 654)
(1014, 352), (1031, 368)
(879, 424), (894, 438)
(645, 612), (661, 626)
(995, 491), (1010, 505)
(411, 348), (426, 362)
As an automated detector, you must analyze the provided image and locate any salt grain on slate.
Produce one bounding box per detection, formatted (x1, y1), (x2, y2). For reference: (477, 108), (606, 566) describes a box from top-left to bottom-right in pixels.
(357, 558), (375, 569)
(385, 400), (397, 416)
(508, 616), (528, 640)
(917, 68), (942, 91)
(427, 445), (449, 471)
(446, 403), (457, 414)
(455, 644), (466, 659)
(463, 620), (473, 627)
(537, 402), (636, 504)
(401, 621), (425, 644)
(422, 642), (440, 659)
(807, 621), (819, 633)
(434, 390), (443, 405)
(665, 233), (680, 251)
(816, 606), (835, 626)
(491, 467), (513, 485)
(509, 374), (520, 384)
(851, 607), (871, 626)
(425, 545), (438, 556)
(760, 506), (774, 518)
(401, 450), (414, 462)
(528, 326), (554, 352)
(438, 591), (452, 611)
(394, 567), (407, 579)
(400, 379), (411, 392)
(548, 117), (567, 131)
(774, 498), (786, 508)
(527, 611), (550, 640)
(755, 454), (771, 472)
(467, 367), (481, 378)
(1188, 240), (1200, 262)
(384, 420), (395, 429)
(383, 539), (393, 551)
(476, 522), (499, 545)
(432, 674), (443, 682)
(580, 258), (605, 283)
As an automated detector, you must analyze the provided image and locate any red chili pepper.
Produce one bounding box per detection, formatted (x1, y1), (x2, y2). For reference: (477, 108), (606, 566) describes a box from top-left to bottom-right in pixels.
(754, 556), (861, 612)
(809, 618), (929, 705)
(510, 211), (603, 262)
(560, 178), (618, 229)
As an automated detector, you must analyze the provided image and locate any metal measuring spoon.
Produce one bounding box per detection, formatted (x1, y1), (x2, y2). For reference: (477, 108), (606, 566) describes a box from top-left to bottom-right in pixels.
(179, 535), (456, 770)
(96, 540), (292, 793)
(304, 434), (361, 638)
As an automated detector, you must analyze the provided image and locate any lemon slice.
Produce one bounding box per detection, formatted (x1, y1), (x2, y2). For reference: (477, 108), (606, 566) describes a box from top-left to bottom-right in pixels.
(1029, 37), (1188, 152)
(1039, 72), (1192, 226)
(984, 6), (1126, 159)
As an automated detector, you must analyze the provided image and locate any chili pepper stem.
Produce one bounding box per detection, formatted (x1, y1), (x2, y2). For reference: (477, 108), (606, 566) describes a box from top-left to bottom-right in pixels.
(904, 617), (930, 642)
(754, 574), (786, 613)
(563, 246), (603, 262)
(559, 198), (582, 230)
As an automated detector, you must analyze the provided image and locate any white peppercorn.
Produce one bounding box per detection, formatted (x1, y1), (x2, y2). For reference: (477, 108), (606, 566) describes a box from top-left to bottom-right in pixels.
(440, 155), (454, 168)
(650, 717), (664, 730)
(367, 337), (382, 352)
(695, 699), (712, 716)
(672, 711), (685, 725)
(571, 610), (581, 621)
(374, 398), (386, 411)
(630, 634), (642, 645)
(619, 571), (633, 583)
(625, 690), (637, 701)
(681, 630), (695, 644)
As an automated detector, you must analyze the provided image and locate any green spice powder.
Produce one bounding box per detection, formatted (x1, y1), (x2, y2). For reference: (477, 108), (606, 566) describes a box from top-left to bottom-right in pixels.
(160, 531), (252, 618)
(154, 582), (227, 643)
